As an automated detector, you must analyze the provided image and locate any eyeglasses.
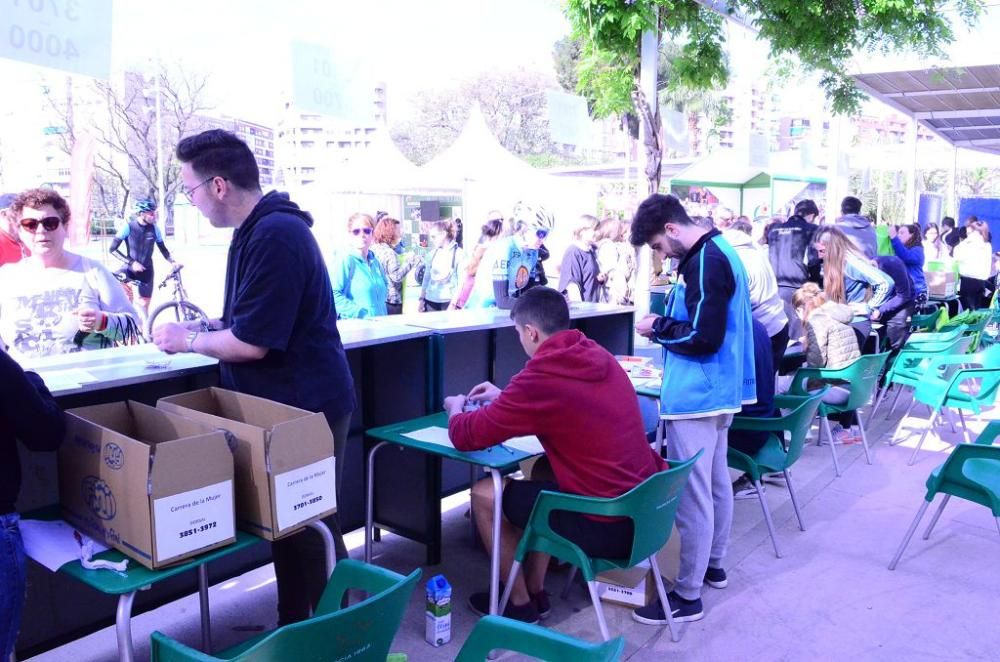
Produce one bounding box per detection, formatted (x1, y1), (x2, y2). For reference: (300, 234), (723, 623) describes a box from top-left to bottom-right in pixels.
(182, 176), (217, 202)
(19, 216), (63, 233)
(351, 227), (373, 236)
(535, 229), (549, 239)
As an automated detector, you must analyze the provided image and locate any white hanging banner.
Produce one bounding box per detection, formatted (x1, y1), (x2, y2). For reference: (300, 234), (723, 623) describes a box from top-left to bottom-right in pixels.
(291, 41), (373, 122)
(0, 0), (112, 80)
(545, 90), (591, 147)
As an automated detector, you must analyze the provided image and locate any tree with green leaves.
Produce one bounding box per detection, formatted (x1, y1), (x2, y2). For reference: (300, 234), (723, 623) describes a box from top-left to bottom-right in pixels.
(564, 0), (983, 194)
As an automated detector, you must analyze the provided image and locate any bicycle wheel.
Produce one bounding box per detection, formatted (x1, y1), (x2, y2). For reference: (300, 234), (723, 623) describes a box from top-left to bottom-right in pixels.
(147, 300), (209, 338)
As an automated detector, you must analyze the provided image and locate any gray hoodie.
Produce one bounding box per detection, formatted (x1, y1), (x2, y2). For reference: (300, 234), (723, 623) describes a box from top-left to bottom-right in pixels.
(835, 214), (878, 259)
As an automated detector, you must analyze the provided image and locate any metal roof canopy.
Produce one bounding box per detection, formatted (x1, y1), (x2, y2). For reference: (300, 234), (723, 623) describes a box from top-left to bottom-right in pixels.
(853, 64), (1000, 156)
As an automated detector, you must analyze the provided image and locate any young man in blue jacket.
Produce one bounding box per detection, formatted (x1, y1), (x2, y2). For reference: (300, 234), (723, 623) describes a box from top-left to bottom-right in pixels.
(630, 194), (756, 625)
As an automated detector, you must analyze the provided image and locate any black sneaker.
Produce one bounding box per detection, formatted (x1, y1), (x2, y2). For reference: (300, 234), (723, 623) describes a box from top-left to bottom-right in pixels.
(704, 566), (728, 589)
(530, 589), (552, 619)
(632, 591), (704, 625)
(468, 590), (539, 624)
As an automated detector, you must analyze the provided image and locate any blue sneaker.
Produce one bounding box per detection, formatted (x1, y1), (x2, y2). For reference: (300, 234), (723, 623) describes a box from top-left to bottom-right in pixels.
(632, 591), (704, 624)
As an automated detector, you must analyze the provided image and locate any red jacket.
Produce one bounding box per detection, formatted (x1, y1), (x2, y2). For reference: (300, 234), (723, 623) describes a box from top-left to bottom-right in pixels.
(449, 329), (665, 500)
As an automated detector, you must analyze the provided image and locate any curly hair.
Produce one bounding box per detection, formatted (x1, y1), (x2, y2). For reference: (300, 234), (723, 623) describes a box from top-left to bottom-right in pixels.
(11, 188), (71, 225)
(373, 217), (400, 244)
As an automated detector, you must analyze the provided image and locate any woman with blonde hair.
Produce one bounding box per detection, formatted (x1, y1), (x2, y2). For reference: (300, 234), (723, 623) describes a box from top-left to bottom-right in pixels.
(420, 219), (464, 311)
(330, 213), (389, 318)
(595, 218), (636, 305)
(559, 214), (601, 302)
(370, 216), (419, 315)
(790, 282), (862, 443)
(454, 218), (504, 309)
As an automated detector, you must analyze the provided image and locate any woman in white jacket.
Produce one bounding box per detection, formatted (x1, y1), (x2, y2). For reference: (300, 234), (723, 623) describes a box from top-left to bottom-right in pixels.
(954, 220), (993, 311)
(724, 220), (789, 363)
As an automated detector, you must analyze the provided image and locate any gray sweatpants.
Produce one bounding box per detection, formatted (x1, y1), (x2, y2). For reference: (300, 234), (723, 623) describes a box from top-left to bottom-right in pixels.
(665, 414), (734, 601)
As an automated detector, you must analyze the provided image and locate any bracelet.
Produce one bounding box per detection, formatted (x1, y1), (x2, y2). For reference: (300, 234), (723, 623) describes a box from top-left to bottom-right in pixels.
(185, 330), (200, 353)
(97, 312), (108, 332)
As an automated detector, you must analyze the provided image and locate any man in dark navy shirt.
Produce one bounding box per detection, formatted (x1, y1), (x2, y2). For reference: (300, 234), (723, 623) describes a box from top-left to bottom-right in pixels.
(152, 129), (356, 626)
(109, 198), (177, 315)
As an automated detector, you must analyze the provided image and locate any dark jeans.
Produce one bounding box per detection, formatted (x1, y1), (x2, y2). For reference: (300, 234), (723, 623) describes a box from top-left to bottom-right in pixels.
(0, 513), (25, 659)
(960, 276), (988, 312)
(272, 410), (352, 625)
(778, 286), (803, 341)
(424, 300), (450, 311)
(386, 302), (403, 315)
(769, 323), (789, 367)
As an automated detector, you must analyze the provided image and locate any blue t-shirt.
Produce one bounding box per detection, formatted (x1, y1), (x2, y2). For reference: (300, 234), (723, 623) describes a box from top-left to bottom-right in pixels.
(221, 192), (356, 418)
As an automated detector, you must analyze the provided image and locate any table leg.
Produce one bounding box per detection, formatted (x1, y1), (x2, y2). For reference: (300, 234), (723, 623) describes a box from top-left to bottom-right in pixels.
(469, 464), (478, 546)
(306, 520), (336, 580)
(488, 468), (503, 616)
(198, 564), (212, 653)
(115, 591), (137, 662)
(365, 441), (388, 563)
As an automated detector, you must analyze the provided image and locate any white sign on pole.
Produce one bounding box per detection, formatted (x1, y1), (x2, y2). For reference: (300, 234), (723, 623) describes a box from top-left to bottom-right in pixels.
(545, 90), (591, 147)
(291, 41), (373, 122)
(0, 0), (112, 80)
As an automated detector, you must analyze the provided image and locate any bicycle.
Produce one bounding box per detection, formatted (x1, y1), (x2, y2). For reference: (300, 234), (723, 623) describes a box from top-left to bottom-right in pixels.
(113, 268), (149, 340)
(146, 264), (210, 337)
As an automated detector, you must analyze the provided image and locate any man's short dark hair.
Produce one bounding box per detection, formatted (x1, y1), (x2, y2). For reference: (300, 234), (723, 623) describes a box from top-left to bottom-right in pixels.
(176, 129), (261, 191)
(630, 194), (693, 247)
(794, 199), (819, 217)
(510, 287), (570, 335)
(942, 216), (956, 228)
(840, 196), (862, 215)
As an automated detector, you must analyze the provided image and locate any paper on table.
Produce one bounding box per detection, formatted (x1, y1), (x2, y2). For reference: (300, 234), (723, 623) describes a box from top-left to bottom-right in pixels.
(35, 368), (98, 391)
(19, 519), (109, 572)
(504, 435), (544, 455)
(402, 426), (455, 447)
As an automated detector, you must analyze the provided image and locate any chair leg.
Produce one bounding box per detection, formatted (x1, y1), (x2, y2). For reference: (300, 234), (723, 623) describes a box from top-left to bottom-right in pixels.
(814, 414), (824, 447)
(908, 410), (939, 466)
(585, 580), (611, 642)
(868, 386), (887, 424)
(560, 566), (578, 599)
(784, 469), (806, 532)
(857, 419), (873, 465)
(891, 399), (918, 446)
(822, 418), (841, 477)
(498, 560), (521, 615)
(888, 385), (906, 418)
(996, 517), (1000, 537)
(958, 409), (971, 443)
(922, 495), (951, 540)
(889, 500), (931, 570)
(755, 479), (782, 557)
(649, 554), (679, 643)
(945, 408), (957, 434)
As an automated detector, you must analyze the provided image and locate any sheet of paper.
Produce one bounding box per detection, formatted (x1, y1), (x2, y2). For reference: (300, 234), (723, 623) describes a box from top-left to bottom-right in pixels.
(152, 480), (235, 563)
(35, 368), (98, 391)
(402, 426), (455, 448)
(503, 435), (544, 455)
(274, 457), (337, 533)
(19, 519), (108, 572)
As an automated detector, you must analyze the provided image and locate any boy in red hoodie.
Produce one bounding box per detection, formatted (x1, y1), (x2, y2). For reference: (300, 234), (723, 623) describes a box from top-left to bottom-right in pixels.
(445, 287), (665, 623)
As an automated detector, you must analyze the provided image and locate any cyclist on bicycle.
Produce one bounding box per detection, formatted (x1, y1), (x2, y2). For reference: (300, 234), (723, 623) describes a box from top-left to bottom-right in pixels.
(109, 198), (178, 315)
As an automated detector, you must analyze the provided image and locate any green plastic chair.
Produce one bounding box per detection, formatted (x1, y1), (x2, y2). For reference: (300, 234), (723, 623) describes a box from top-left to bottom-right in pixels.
(499, 451), (702, 643)
(909, 307), (943, 333)
(888, 440), (1000, 570)
(728, 391), (827, 558)
(891, 345), (1000, 465)
(455, 615), (624, 661)
(150, 560), (421, 662)
(868, 334), (975, 422)
(786, 353), (890, 477)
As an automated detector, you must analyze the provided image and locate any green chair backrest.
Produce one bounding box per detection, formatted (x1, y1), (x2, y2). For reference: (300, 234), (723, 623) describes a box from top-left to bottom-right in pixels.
(839, 352), (891, 410)
(926, 444), (1000, 516)
(150, 560), (421, 662)
(975, 420), (1000, 446)
(455, 615), (624, 662)
(910, 307), (943, 332)
(774, 392), (828, 467)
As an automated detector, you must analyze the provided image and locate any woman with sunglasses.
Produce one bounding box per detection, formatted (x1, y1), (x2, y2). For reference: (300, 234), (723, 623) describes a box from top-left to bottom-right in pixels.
(0, 188), (138, 357)
(330, 212), (389, 318)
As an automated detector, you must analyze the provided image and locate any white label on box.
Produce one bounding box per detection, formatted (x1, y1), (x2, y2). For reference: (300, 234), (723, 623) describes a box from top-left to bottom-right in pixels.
(596, 578), (649, 608)
(153, 480), (235, 562)
(274, 457), (336, 532)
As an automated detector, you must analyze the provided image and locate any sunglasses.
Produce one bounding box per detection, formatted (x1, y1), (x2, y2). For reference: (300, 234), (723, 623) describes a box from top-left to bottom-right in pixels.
(535, 229), (549, 239)
(20, 217), (63, 232)
(351, 227), (373, 236)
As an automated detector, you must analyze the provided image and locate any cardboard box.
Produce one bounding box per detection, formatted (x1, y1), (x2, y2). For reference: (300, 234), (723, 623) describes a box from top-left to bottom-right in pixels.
(925, 270), (958, 297)
(157, 388), (337, 541)
(59, 401), (236, 569)
(596, 525), (681, 609)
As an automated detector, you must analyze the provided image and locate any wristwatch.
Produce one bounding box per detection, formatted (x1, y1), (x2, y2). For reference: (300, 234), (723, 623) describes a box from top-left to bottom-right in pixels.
(185, 330), (199, 353)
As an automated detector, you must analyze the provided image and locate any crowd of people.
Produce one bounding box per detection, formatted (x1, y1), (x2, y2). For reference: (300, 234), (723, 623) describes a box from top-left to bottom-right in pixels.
(4, 124), (1000, 659)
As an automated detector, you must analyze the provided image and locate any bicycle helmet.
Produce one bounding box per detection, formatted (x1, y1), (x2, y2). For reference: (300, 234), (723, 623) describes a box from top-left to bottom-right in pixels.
(134, 198), (157, 213)
(511, 201), (555, 232)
